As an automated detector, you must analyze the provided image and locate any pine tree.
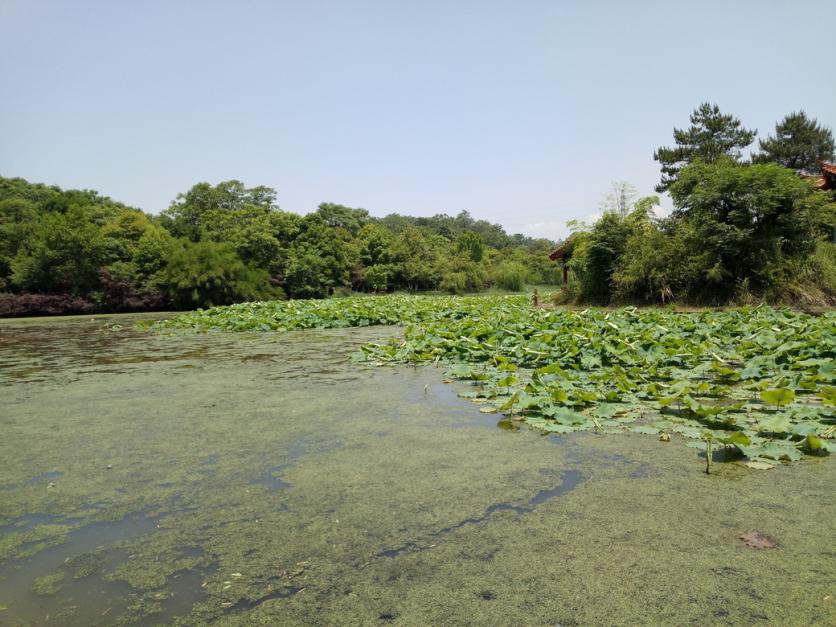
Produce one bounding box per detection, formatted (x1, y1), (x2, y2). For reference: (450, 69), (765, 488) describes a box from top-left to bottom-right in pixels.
(754, 111), (835, 173)
(653, 102), (756, 192)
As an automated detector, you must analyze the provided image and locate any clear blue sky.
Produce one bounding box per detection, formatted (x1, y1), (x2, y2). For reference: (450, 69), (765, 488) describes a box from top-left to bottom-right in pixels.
(1, 0), (833, 240)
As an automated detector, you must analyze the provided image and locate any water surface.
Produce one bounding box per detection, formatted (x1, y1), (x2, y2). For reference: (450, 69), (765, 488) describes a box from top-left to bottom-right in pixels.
(0, 314), (834, 625)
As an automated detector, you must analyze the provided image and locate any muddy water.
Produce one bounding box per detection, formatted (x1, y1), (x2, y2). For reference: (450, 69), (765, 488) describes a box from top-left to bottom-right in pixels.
(0, 314), (834, 626)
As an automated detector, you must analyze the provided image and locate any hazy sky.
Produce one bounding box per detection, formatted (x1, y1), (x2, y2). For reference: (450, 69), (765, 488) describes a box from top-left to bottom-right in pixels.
(1, 0), (834, 240)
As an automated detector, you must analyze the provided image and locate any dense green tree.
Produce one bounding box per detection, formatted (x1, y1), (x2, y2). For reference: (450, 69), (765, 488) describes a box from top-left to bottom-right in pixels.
(668, 160), (821, 298)
(391, 227), (443, 290)
(283, 251), (335, 298)
(611, 214), (711, 304)
(515, 238), (563, 285)
(201, 206), (283, 272)
(162, 180), (278, 241)
(158, 240), (280, 308)
(459, 212), (510, 248)
(313, 203), (370, 235)
(654, 102), (757, 192)
(754, 111), (835, 173)
(572, 212), (633, 304)
(0, 198), (38, 288)
(0, 178), (62, 207)
(162, 180), (303, 277)
(378, 213), (414, 235)
(100, 209), (158, 263)
(356, 223), (394, 268)
(416, 214), (456, 239)
(361, 264), (390, 292)
(456, 231), (484, 262)
(10, 206), (108, 294)
(283, 216), (358, 297)
(132, 226), (177, 280)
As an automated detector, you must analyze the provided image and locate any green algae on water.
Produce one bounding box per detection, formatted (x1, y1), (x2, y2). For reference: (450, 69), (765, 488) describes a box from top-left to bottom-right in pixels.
(31, 571), (64, 596)
(0, 314), (834, 625)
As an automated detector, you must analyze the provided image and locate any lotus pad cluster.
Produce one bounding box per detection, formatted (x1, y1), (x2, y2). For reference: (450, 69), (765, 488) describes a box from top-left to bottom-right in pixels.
(160, 295), (836, 466)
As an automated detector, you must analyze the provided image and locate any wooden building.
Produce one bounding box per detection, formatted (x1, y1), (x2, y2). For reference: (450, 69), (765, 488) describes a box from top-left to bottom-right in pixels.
(814, 161), (836, 191)
(548, 241), (573, 285)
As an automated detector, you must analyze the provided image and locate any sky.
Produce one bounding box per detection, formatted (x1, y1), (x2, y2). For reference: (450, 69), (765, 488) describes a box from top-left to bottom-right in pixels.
(1, 0), (834, 240)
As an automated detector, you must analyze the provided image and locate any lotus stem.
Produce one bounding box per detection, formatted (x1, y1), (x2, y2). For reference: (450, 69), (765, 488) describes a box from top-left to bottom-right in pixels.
(705, 438), (713, 475)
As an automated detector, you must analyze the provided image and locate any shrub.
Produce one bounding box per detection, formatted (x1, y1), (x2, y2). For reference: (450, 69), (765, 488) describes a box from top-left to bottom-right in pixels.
(95, 265), (167, 312)
(439, 271), (468, 294)
(0, 293), (95, 317)
(493, 261), (529, 291)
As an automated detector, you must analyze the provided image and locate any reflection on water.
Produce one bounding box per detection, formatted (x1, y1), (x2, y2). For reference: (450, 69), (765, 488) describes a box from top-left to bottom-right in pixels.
(0, 313), (381, 387)
(0, 313), (834, 626)
(0, 514), (158, 625)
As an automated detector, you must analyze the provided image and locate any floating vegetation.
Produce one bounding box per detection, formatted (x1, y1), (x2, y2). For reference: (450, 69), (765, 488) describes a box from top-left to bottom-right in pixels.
(161, 295), (836, 466)
(31, 571), (64, 596)
(155, 294), (511, 333)
(2, 312), (835, 625)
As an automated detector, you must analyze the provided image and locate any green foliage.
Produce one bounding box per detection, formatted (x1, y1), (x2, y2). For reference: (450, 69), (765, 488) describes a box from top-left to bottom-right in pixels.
(0, 178), (168, 308)
(362, 264), (390, 292)
(567, 197), (663, 304)
(456, 231), (484, 262)
(653, 102), (756, 192)
(669, 160), (820, 299)
(285, 217), (358, 297)
(760, 388), (795, 408)
(558, 104), (836, 305)
(313, 203), (370, 235)
(356, 223), (394, 267)
(161, 295), (836, 466)
(132, 226), (177, 280)
(439, 271), (468, 294)
(803, 240), (836, 301)
(612, 218), (680, 303)
(161, 180), (279, 242)
(390, 226), (443, 290)
(754, 111), (835, 173)
(0, 175), (560, 314)
(574, 212), (631, 303)
(0, 198), (38, 288)
(10, 206), (109, 294)
(492, 261), (529, 292)
(283, 250), (336, 299)
(9, 97), (835, 314)
(157, 240), (281, 309)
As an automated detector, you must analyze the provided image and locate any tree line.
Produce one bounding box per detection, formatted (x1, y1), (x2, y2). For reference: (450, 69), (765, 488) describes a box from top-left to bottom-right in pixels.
(0, 177), (561, 316)
(562, 106), (836, 306)
(3, 104), (833, 316)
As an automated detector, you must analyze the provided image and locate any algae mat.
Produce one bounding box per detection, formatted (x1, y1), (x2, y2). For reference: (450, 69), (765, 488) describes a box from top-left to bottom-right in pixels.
(0, 315), (833, 626)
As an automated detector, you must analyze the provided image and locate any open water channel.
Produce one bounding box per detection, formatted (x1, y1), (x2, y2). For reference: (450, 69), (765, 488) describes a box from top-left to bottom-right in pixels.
(0, 314), (833, 625)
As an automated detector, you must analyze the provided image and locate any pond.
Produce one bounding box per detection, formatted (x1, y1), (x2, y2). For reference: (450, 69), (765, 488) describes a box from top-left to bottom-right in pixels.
(0, 314), (834, 625)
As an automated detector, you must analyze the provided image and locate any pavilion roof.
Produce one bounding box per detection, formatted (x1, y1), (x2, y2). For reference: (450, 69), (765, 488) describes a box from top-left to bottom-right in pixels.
(815, 161), (836, 190)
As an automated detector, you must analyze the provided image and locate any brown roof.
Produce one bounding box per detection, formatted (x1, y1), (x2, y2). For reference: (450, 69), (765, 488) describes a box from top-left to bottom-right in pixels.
(816, 161), (836, 190)
(549, 241), (573, 261)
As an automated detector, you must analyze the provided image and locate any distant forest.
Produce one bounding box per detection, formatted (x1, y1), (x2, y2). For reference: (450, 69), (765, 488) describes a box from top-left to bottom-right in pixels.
(1, 103), (834, 317)
(0, 176), (560, 316)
